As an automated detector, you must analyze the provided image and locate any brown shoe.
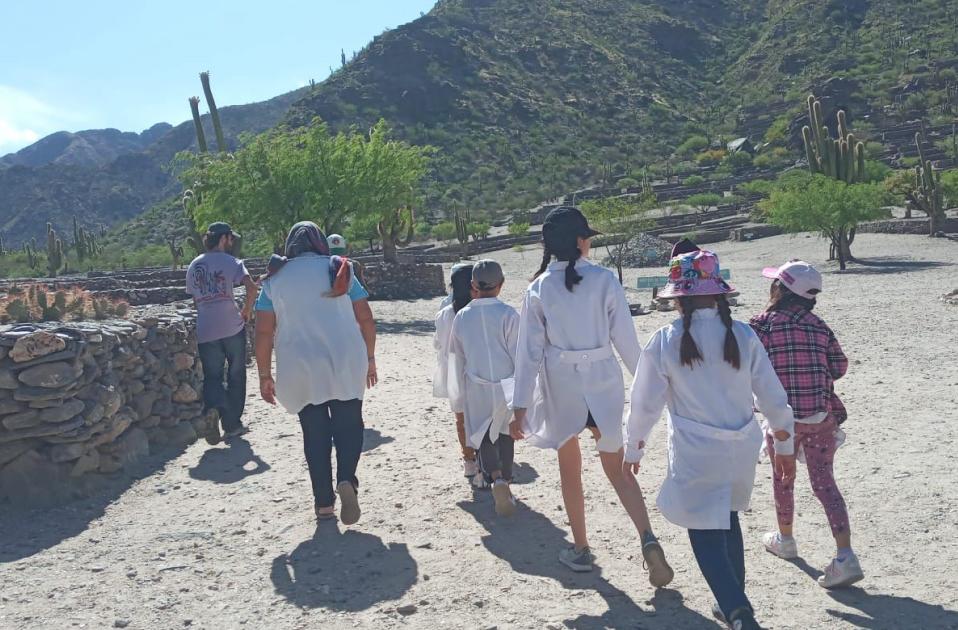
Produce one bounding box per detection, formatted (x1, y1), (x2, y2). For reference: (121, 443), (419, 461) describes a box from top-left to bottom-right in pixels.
(642, 540), (674, 588)
(203, 409), (222, 445)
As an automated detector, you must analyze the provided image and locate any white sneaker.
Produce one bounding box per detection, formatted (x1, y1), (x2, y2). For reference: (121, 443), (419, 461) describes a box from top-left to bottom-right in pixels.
(463, 459), (479, 478)
(762, 531), (798, 559)
(818, 553), (864, 589)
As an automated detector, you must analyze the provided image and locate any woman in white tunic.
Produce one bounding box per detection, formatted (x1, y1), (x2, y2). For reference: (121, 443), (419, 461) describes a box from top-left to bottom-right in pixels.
(432, 263), (480, 480)
(254, 222), (378, 525)
(510, 207), (672, 583)
(624, 249), (796, 630)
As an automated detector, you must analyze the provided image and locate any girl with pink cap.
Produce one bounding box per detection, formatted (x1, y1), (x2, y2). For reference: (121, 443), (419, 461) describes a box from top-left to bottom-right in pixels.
(624, 249), (797, 630)
(750, 261), (863, 590)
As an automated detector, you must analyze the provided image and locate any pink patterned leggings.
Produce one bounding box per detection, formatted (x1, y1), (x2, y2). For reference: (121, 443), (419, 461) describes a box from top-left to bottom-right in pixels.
(765, 418), (849, 537)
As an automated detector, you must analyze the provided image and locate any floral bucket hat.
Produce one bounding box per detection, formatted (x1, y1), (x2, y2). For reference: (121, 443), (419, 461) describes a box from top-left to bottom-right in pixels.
(658, 249), (735, 299)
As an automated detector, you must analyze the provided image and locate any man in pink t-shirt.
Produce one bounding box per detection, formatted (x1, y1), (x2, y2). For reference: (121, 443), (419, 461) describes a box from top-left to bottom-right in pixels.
(186, 222), (258, 442)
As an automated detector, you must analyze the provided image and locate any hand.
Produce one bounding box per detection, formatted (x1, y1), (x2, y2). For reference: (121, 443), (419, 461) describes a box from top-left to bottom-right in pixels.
(775, 452), (796, 484)
(623, 441), (645, 475)
(260, 375), (276, 405)
(366, 357), (378, 388)
(510, 408), (527, 440)
(242, 306), (254, 322)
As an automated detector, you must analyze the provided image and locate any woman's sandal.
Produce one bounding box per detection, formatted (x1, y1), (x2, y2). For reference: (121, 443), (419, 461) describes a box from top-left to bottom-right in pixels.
(337, 481), (361, 526)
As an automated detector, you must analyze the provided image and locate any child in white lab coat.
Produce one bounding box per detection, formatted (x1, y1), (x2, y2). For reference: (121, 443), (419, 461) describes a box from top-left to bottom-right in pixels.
(433, 263), (480, 482)
(511, 207), (673, 584)
(449, 260), (520, 516)
(625, 249), (797, 630)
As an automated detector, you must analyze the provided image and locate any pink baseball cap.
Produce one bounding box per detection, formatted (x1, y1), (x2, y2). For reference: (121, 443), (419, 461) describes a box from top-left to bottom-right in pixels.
(762, 260), (822, 298)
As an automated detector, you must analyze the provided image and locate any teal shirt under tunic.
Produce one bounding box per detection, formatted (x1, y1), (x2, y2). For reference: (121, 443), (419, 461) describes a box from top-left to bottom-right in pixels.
(255, 275), (368, 311)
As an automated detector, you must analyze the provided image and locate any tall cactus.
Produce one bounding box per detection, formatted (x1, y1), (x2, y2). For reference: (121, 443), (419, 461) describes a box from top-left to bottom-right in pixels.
(23, 242), (38, 270)
(199, 71), (227, 152)
(909, 132), (946, 236)
(454, 207), (471, 257)
(46, 223), (63, 277)
(188, 96), (208, 153)
(377, 205), (416, 263)
(0, 233), (5, 256)
(802, 95), (867, 184)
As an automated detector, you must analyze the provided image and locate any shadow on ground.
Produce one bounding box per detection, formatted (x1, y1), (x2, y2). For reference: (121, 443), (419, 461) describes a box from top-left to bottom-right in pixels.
(458, 500), (713, 630)
(833, 257), (953, 275)
(376, 319), (436, 336)
(0, 442), (189, 563)
(826, 588), (958, 629)
(270, 524), (418, 611)
(363, 427), (394, 452)
(188, 437), (270, 484)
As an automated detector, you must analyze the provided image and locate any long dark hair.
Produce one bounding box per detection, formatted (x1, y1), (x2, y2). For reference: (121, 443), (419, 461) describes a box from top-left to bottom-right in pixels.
(532, 240), (583, 292)
(677, 294), (741, 370)
(766, 279), (817, 312)
(451, 264), (474, 313)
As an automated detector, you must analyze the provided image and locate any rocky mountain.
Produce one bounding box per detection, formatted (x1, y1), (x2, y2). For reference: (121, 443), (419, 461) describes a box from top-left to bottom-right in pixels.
(0, 88), (306, 245)
(0, 124), (173, 170)
(2, 0), (958, 248)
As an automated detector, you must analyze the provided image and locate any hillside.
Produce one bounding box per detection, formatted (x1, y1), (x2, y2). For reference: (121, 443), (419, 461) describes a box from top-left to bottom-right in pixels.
(3, 0), (958, 251)
(0, 88), (307, 246)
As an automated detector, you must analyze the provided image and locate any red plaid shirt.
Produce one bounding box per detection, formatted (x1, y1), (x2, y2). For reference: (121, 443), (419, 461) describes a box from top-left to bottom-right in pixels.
(749, 304), (848, 422)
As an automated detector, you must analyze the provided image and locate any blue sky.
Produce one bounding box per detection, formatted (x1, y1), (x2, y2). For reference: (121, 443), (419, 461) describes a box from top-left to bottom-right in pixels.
(0, 0), (437, 155)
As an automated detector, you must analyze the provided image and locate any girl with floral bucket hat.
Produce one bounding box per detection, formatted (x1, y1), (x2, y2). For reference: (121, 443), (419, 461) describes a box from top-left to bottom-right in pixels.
(625, 249), (797, 630)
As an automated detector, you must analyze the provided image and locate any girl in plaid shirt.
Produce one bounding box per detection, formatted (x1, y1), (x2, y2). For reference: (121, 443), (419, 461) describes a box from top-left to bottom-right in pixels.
(750, 260), (863, 589)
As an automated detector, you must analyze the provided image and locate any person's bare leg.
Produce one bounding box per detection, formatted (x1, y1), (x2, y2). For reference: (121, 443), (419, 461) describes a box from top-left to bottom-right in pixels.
(558, 437), (588, 550)
(599, 448), (653, 537)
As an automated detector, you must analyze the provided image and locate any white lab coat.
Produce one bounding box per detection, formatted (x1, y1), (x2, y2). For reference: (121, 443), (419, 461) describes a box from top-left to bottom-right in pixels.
(625, 308), (795, 530)
(513, 259), (641, 453)
(259, 254), (366, 414)
(448, 298), (520, 449)
(432, 304), (455, 399)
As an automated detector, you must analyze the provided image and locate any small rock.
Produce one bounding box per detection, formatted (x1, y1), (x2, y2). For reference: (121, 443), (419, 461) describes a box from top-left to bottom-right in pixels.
(39, 398), (86, 424)
(10, 331), (66, 363)
(396, 604), (417, 616)
(71, 450), (101, 477)
(114, 619), (130, 628)
(173, 353), (195, 371)
(18, 361), (81, 388)
(49, 442), (87, 463)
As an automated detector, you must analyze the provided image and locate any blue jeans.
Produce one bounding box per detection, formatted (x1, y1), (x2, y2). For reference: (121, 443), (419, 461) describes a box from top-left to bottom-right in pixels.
(298, 399), (364, 508)
(688, 512), (751, 620)
(197, 328), (247, 432)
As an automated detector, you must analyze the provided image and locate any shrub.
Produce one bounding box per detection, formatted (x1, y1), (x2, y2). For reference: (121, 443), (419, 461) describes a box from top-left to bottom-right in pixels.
(431, 222), (458, 243)
(616, 177), (640, 189)
(683, 175), (706, 187)
(695, 149), (726, 166)
(508, 222), (530, 237)
(718, 151), (754, 173)
(676, 135), (709, 157)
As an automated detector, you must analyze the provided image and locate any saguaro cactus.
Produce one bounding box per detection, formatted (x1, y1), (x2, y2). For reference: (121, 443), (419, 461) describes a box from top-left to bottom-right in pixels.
(199, 71), (227, 152)
(46, 223), (63, 277)
(454, 207), (471, 257)
(908, 132), (946, 236)
(188, 96), (208, 153)
(802, 95), (867, 184)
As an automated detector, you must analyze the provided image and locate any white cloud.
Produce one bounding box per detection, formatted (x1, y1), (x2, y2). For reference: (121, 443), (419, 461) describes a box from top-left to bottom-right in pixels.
(0, 85), (80, 156)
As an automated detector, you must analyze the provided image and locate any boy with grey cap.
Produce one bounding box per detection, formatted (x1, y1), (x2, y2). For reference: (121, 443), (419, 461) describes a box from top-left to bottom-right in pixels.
(448, 259), (520, 516)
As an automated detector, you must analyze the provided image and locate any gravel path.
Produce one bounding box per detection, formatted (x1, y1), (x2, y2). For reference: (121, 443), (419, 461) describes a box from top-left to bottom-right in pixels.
(1, 233), (957, 629)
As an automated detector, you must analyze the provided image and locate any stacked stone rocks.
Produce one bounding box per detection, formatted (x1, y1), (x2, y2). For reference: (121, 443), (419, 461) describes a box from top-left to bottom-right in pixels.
(0, 311), (206, 504)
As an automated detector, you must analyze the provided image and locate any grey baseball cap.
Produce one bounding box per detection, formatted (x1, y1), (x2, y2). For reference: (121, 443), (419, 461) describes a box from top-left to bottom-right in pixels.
(472, 259), (504, 290)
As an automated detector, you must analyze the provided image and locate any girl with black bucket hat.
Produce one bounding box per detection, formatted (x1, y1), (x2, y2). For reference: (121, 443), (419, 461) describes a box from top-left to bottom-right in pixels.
(510, 207), (673, 583)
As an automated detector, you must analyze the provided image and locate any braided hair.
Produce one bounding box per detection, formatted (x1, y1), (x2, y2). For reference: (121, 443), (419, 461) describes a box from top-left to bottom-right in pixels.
(677, 295), (741, 369)
(532, 240), (584, 292)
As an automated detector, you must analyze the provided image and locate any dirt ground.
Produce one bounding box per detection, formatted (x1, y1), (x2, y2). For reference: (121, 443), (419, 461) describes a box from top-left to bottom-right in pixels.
(1, 232), (957, 630)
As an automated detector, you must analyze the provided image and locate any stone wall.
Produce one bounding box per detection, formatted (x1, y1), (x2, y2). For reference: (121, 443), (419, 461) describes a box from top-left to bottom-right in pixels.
(857, 217), (958, 235)
(0, 313), (207, 505)
(361, 262), (446, 300)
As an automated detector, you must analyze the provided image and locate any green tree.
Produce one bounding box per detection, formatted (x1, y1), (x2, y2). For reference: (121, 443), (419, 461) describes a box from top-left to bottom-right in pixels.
(508, 221), (530, 238)
(581, 194), (656, 283)
(685, 193), (724, 219)
(762, 174), (891, 270)
(683, 174), (706, 187)
(676, 135), (709, 158)
(467, 221), (491, 241)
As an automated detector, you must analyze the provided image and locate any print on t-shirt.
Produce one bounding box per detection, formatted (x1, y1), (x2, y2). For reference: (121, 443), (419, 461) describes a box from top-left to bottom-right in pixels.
(190, 263), (229, 303)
